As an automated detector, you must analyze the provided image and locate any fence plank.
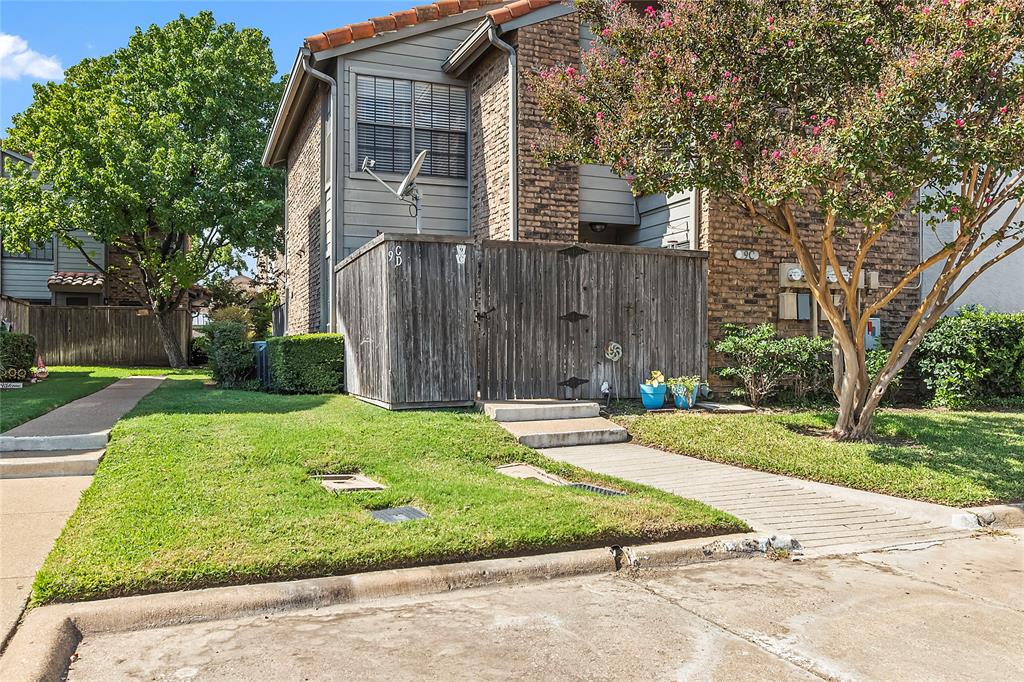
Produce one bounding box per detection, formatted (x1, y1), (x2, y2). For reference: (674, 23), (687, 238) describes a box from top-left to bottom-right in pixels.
(0, 295), (31, 334)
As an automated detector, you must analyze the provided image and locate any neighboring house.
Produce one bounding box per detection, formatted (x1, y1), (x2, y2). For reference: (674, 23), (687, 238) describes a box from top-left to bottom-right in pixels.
(921, 200), (1024, 314)
(264, 0), (919, 361)
(0, 148), (141, 306)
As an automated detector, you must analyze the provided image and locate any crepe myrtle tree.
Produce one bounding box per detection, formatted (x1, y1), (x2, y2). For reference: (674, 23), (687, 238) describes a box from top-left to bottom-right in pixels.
(532, 0), (1024, 440)
(0, 12), (283, 368)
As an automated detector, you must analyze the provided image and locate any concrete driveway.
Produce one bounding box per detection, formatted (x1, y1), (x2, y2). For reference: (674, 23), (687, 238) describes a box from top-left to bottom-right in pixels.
(65, 530), (1024, 681)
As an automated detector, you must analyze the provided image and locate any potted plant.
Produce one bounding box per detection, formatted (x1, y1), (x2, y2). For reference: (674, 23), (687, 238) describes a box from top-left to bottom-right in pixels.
(640, 370), (668, 410)
(667, 375), (702, 409)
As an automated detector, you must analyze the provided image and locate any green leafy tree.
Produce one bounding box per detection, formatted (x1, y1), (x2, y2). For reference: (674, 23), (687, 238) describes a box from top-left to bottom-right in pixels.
(0, 12), (283, 367)
(532, 0), (1024, 439)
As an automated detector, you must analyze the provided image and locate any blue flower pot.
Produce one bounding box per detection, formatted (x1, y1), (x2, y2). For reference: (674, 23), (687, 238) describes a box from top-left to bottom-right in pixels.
(640, 384), (667, 410)
(673, 386), (699, 410)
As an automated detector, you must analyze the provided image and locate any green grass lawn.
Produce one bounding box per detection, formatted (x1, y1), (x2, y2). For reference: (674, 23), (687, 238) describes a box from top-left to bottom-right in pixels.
(34, 377), (744, 604)
(612, 406), (1024, 507)
(0, 366), (186, 433)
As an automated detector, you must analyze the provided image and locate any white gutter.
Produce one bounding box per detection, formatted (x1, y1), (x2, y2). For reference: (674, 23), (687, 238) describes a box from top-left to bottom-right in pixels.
(488, 26), (518, 242)
(300, 49), (338, 332)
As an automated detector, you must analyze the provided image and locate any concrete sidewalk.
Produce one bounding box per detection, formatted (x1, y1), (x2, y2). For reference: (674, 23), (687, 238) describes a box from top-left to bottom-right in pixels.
(542, 442), (971, 553)
(2, 376), (164, 437)
(0, 376), (164, 649)
(60, 531), (1024, 681)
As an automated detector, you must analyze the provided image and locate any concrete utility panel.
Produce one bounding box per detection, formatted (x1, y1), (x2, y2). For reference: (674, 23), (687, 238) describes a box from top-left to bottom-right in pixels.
(315, 474), (386, 493)
(494, 463), (569, 486)
(371, 506), (429, 524)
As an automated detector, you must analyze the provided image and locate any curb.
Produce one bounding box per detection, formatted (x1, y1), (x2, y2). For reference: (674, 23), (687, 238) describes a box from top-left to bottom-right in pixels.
(0, 533), (755, 681)
(966, 502), (1024, 529)
(0, 432), (109, 452)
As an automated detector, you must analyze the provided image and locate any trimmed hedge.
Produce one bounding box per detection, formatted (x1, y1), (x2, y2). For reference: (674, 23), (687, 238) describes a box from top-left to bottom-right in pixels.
(0, 331), (37, 381)
(267, 333), (344, 394)
(917, 306), (1024, 408)
(205, 321), (257, 388)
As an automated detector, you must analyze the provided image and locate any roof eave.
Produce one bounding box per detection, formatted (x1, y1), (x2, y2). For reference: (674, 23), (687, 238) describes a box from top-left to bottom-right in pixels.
(262, 50), (309, 169)
(443, 3), (576, 75)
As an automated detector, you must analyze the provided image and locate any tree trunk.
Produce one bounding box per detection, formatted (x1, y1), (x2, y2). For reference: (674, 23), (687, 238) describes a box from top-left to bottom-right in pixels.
(153, 307), (188, 369)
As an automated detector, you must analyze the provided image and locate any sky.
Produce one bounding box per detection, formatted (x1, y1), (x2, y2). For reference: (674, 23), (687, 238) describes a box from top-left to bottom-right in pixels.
(0, 0), (418, 132)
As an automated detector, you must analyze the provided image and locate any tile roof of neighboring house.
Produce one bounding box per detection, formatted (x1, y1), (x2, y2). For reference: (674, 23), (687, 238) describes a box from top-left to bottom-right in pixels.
(47, 271), (105, 290)
(304, 0), (560, 52)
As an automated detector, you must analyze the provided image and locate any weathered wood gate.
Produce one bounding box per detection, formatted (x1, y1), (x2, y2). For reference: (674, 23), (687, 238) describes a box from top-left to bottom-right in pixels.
(336, 234), (707, 409)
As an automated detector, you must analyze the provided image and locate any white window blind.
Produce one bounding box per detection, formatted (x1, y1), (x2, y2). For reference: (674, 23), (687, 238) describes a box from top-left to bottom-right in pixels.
(356, 75), (467, 178)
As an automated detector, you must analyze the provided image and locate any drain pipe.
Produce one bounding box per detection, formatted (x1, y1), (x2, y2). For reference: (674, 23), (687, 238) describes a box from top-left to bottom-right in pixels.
(488, 26), (518, 241)
(300, 48), (337, 331)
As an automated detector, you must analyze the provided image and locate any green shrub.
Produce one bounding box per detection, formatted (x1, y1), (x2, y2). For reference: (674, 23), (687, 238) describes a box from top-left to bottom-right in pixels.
(0, 331), (37, 381)
(205, 321), (256, 388)
(715, 324), (832, 407)
(917, 306), (1024, 408)
(267, 333), (344, 394)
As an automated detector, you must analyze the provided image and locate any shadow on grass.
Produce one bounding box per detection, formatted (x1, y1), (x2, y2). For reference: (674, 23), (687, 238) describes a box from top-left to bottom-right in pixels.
(865, 411), (1024, 503)
(124, 375), (339, 419)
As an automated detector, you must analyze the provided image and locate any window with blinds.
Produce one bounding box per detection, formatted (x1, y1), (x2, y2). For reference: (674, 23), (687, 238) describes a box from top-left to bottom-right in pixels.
(356, 75), (467, 179)
(2, 238), (54, 261)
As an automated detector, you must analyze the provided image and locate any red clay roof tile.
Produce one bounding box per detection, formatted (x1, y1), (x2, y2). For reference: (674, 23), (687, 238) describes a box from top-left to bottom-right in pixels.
(304, 0), (561, 52)
(47, 271), (105, 290)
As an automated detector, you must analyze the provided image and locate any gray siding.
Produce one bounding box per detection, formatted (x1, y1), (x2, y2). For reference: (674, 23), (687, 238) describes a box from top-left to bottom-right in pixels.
(58, 230), (106, 271)
(578, 25), (638, 226)
(621, 192), (697, 249)
(1, 258), (53, 301)
(340, 21), (478, 256)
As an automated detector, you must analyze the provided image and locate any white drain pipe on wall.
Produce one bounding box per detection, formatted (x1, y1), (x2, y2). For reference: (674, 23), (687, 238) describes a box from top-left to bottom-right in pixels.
(488, 27), (518, 242)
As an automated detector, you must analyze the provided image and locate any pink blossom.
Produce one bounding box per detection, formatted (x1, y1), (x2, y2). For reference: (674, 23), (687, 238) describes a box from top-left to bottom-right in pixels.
(644, 5), (656, 16)
(671, 95), (680, 104)
(618, 57), (627, 66)
(530, 143), (537, 152)
(685, 91), (694, 98)
(810, 114), (818, 121)
(734, 140), (743, 149)
(951, 206), (960, 214)
(566, 66), (577, 77)
(955, 118), (965, 127)
(810, 146), (821, 154)
(660, 19), (673, 28)
(966, 19), (975, 28)
(1000, 106), (1009, 114)
(596, 112), (604, 122)
(825, 117), (837, 127)
(771, 150), (782, 160)
(865, 37), (874, 45)
(950, 49), (964, 59)
(787, 40), (795, 48)
(885, 191), (894, 199)
(723, 123), (733, 130)
(812, 126), (821, 135)
(592, 136), (600, 146)
(649, 50), (658, 59)
(711, 132), (720, 141)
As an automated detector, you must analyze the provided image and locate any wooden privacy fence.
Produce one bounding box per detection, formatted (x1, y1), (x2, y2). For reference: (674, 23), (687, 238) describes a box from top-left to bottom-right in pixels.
(337, 234), (708, 409)
(0, 295), (30, 333)
(27, 306), (190, 366)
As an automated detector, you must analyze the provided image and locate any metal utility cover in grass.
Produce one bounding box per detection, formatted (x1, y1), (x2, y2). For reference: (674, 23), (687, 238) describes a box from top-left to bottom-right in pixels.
(569, 483), (626, 497)
(315, 473), (387, 493)
(371, 506), (429, 523)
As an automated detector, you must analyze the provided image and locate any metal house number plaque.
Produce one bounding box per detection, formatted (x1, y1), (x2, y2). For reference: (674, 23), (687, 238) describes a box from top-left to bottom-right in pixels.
(388, 245), (403, 267)
(455, 244), (467, 265)
(604, 341), (623, 362)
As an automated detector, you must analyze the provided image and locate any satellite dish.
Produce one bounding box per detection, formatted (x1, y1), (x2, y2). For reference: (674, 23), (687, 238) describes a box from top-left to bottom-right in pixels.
(360, 150), (429, 234)
(397, 150), (427, 197)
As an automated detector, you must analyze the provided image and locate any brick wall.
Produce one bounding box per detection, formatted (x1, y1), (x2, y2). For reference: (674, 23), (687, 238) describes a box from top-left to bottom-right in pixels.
(515, 16), (580, 242)
(103, 245), (146, 305)
(703, 194), (920, 387)
(283, 87), (324, 335)
(469, 48), (512, 240)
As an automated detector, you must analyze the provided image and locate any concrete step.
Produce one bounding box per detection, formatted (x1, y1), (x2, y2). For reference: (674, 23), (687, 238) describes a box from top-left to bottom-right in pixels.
(499, 417), (628, 449)
(0, 431), (109, 452)
(0, 449), (104, 479)
(479, 400), (601, 422)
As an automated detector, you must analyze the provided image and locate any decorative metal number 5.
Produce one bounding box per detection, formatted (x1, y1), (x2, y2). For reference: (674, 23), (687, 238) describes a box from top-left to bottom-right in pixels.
(604, 341), (623, 362)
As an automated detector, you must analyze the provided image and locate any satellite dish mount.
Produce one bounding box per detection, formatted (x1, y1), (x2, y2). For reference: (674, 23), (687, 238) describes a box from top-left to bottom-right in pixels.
(361, 150), (428, 234)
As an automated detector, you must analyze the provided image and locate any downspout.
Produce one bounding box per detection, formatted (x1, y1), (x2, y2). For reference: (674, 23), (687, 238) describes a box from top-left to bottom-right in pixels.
(488, 26), (518, 241)
(300, 48), (337, 332)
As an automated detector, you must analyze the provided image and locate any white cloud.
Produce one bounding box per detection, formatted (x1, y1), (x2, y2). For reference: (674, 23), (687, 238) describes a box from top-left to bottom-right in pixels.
(0, 33), (63, 81)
